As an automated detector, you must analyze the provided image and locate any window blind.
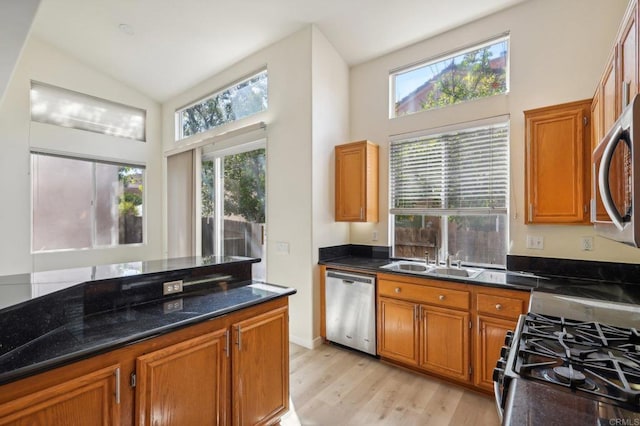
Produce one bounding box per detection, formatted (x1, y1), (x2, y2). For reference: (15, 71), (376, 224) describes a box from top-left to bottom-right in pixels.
(390, 121), (509, 215)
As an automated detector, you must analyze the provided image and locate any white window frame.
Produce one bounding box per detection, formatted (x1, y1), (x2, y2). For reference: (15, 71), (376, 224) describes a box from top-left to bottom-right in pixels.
(389, 34), (510, 119)
(30, 151), (147, 253)
(389, 117), (509, 268)
(175, 68), (268, 141)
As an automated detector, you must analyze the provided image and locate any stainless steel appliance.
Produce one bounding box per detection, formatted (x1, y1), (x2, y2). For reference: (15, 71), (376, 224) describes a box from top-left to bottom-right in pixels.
(493, 293), (640, 424)
(324, 270), (376, 355)
(592, 94), (640, 246)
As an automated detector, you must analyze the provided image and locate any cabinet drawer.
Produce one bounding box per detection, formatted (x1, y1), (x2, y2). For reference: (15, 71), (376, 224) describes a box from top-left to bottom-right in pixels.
(476, 293), (524, 319)
(379, 280), (469, 310)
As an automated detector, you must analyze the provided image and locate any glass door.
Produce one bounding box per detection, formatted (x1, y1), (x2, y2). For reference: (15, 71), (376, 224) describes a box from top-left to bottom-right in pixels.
(200, 142), (266, 280)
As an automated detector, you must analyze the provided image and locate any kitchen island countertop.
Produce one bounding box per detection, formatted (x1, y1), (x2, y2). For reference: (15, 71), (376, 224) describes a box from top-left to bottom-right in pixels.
(0, 256), (296, 386)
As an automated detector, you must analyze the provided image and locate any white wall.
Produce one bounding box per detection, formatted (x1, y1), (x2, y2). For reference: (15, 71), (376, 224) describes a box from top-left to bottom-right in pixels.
(162, 26), (349, 348)
(0, 0), (40, 104)
(350, 0), (640, 264)
(0, 36), (163, 274)
(310, 26), (351, 343)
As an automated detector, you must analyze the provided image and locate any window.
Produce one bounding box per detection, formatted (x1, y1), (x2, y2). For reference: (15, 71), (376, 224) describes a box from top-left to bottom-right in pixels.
(31, 153), (145, 252)
(177, 69), (268, 140)
(30, 82), (146, 141)
(390, 120), (509, 267)
(200, 141), (266, 281)
(391, 35), (509, 118)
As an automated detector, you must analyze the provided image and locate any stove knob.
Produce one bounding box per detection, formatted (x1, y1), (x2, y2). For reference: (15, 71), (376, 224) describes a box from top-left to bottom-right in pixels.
(500, 346), (510, 359)
(504, 331), (514, 346)
(492, 366), (504, 383)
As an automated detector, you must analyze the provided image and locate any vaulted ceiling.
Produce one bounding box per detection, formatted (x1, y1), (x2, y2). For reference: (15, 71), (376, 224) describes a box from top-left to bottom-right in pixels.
(31, 0), (527, 102)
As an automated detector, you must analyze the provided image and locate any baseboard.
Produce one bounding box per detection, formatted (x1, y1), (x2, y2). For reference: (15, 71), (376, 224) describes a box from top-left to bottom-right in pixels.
(289, 334), (323, 349)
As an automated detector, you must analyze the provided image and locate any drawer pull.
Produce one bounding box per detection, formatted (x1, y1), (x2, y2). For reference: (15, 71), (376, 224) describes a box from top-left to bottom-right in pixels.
(495, 304), (503, 311)
(439, 294), (446, 301)
(395, 287), (401, 293)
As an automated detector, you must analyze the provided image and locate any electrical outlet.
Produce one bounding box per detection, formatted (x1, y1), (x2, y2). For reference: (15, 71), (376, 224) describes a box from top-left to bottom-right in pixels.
(163, 280), (183, 295)
(275, 241), (290, 254)
(581, 236), (594, 251)
(526, 235), (544, 250)
(372, 230), (379, 241)
(163, 298), (183, 314)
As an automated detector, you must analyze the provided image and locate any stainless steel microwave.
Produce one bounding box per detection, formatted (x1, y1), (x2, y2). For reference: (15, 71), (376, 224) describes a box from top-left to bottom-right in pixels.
(592, 94), (640, 246)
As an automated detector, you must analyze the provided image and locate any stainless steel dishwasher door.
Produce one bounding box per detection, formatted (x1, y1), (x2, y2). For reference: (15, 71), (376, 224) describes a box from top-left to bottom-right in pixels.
(325, 270), (376, 355)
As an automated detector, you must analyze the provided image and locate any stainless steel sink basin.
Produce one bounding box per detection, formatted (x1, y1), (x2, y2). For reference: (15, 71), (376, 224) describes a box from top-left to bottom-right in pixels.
(380, 261), (429, 272)
(381, 261), (483, 279)
(430, 267), (482, 279)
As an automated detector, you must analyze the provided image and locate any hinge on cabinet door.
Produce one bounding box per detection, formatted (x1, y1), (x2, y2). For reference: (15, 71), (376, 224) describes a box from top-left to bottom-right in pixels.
(225, 330), (230, 357)
(583, 116), (589, 126)
(130, 372), (137, 388)
(528, 204), (533, 222)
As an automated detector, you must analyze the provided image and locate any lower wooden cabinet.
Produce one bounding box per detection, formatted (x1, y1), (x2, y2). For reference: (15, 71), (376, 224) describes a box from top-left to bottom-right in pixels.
(474, 315), (515, 391)
(473, 286), (529, 392)
(377, 274), (471, 383)
(0, 364), (121, 426)
(378, 297), (419, 366)
(419, 305), (469, 381)
(375, 271), (529, 393)
(232, 306), (289, 426)
(136, 329), (229, 426)
(0, 298), (290, 426)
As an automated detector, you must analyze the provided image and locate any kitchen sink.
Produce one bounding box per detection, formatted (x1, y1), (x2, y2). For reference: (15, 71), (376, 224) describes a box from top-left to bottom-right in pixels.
(380, 261), (483, 279)
(380, 261), (429, 272)
(430, 266), (483, 279)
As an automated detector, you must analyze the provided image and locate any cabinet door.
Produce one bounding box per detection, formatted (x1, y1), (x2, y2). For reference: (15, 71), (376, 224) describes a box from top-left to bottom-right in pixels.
(136, 329), (229, 426)
(474, 315), (515, 391)
(335, 141), (378, 222)
(619, 3), (637, 110)
(0, 365), (120, 426)
(377, 297), (419, 366)
(232, 306), (289, 426)
(525, 100), (591, 224)
(418, 305), (470, 382)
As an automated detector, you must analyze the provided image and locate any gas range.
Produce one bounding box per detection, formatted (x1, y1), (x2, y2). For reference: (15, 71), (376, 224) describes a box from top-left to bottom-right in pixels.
(494, 294), (640, 425)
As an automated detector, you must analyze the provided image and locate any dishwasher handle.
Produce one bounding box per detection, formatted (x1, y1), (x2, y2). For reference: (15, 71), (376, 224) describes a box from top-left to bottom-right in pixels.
(326, 270), (375, 284)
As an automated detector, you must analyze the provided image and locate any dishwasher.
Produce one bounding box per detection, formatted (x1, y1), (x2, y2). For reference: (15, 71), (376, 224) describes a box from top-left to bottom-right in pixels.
(324, 269), (376, 355)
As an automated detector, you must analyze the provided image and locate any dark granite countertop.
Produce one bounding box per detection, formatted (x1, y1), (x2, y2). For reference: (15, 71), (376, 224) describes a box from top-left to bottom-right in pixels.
(319, 255), (544, 292)
(0, 257), (296, 386)
(504, 377), (640, 425)
(319, 254), (640, 305)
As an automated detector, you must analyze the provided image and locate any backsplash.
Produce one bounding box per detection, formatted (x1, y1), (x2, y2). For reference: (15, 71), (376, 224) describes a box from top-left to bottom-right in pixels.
(319, 244), (391, 261)
(507, 255), (640, 285)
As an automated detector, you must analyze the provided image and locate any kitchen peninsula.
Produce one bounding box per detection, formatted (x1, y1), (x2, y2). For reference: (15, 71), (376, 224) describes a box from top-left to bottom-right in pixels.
(0, 256), (295, 425)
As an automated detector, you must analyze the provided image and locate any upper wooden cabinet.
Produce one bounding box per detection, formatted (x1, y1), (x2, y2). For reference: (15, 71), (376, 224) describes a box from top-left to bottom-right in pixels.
(524, 99), (592, 224)
(335, 141), (379, 222)
(591, 1), (638, 222)
(619, 2), (638, 112)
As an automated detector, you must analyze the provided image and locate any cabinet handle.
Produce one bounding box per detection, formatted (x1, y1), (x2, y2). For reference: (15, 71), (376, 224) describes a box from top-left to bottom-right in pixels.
(114, 367), (121, 404)
(528, 203), (533, 222)
(360, 207), (364, 220)
(438, 294), (446, 301)
(235, 326), (242, 351)
(495, 304), (503, 311)
(395, 287), (401, 293)
(225, 330), (230, 357)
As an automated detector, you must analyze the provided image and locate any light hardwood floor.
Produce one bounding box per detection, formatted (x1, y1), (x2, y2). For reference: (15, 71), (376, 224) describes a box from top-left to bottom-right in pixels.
(281, 343), (500, 426)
